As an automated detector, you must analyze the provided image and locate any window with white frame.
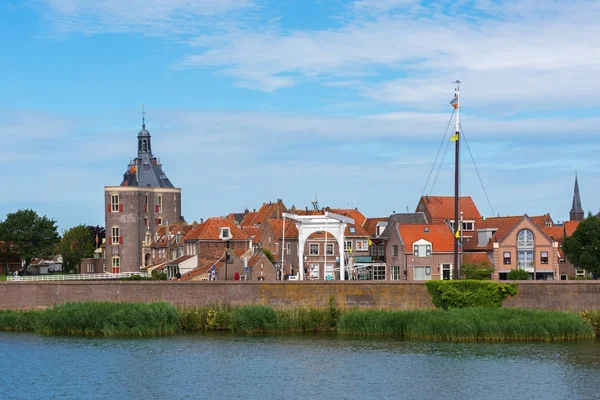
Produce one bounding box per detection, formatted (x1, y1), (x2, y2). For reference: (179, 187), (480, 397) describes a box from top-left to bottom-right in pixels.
(111, 226), (120, 245)
(87, 264), (94, 273)
(462, 221), (475, 231)
(413, 243), (432, 257)
(309, 243), (319, 255)
(156, 194), (163, 213)
(503, 252), (511, 264)
(391, 265), (402, 280)
(325, 264), (334, 280)
(286, 242), (291, 255)
(326, 243), (334, 255)
(111, 194), (120, 212)
(345, 241), (352, 251)
(112, 257), (120, 273)
(310, 263), (320, 279)
(517, 229), (534, 269)
(220, 227), (230, 239)
(414, 266), (432, 281)
(355, 240), (368, 251)
(540, 251), (549, 264)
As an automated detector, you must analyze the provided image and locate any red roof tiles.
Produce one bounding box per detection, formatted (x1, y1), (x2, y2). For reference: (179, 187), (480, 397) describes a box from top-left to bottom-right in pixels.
(564, 220), (580, 237)
(266, 218), (299, 239)
(183, 217), (250, 242)
(463, 252), (491, 266)
(418, 196), (482, 221)
(362, 217), (388, 236)
(398, 224), (455, 253)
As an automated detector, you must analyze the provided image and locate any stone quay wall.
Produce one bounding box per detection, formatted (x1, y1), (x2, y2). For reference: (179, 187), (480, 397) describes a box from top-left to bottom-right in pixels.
(0, 281), (599, 311)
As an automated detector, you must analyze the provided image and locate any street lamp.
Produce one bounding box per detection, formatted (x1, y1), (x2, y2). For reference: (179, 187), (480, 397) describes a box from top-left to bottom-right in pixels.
(224, 238), (231, 281)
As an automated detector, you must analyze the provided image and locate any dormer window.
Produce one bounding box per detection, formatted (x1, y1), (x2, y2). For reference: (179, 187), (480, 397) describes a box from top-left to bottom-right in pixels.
(349, 227), (356, 234)
(413, 241), (432, 257)
(220, 227), (231, 240)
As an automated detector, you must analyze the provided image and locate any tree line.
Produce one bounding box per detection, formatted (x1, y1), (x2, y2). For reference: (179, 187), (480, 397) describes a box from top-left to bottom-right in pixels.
(0, 209), (104, 275)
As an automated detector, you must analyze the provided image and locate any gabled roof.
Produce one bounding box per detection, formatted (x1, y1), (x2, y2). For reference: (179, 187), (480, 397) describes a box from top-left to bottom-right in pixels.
(327, 208), (367, 226)
(241, 227), (262, 244)
(465, 214), (555, 250)
(266, 218), (299, 239)
(496, 214), (554, 246)
(345, 223), (369, 237)
(398, 224), (455, 253)
(564, 220), (580, 237)
(379, 213), (427, 239)
(166, 255), (195, 266)
(362, 217), (388, 236)
(241, 200), (286, 227)
(182, 217), (250, 242)
(417, 196), (481, 221)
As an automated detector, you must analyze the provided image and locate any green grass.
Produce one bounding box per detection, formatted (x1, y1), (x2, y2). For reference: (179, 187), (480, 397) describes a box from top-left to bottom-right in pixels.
(0, 275), (7, 281)
(0, 302), (595, 341)
(337, 308), (594, 341)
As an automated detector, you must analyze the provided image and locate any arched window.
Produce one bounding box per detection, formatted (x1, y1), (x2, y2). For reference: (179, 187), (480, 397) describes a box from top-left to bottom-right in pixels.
(517, 229), (534, 270)
(517, 229), (533, 248)
(142, 140), (147, 152)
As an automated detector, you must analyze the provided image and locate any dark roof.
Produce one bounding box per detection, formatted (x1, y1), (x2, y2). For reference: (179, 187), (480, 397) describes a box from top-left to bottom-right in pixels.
(570, 175), (584, 218)
(379, 213), (427, 238)
(120, 123), (175, 188)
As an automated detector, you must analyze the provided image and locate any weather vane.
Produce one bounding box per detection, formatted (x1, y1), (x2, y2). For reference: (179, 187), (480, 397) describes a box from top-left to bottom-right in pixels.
(141, 104), (146, 127)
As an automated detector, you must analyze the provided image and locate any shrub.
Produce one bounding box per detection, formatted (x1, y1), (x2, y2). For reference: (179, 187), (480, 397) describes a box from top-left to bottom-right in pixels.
(179, 306), (232, 331)
(461, 263), (494, 280)
(580, 310), (600, 337)
(507, 269), (530, 280)
(425, 280), (517, 309)
(151, 271), (168, 280)
(262, 249), (275, 263)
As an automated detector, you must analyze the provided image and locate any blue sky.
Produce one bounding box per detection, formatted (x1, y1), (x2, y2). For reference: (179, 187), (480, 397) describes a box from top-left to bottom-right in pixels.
(1, 0), (599, 231)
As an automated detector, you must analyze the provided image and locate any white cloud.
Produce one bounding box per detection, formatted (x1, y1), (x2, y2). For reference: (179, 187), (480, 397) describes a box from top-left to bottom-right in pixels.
(38, 0), (254, 35)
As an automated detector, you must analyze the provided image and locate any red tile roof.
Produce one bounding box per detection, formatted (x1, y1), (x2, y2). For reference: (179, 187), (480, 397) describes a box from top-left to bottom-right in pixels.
(463, 252), (491, 266)
(266, 218), (299, 239)
(542, 226), (564, 241)
(564, 220), (580, 237)
(327, 208), (367, 226)
(242, 227), (262, 243)
(398, 224), (455, 253)
(362, 217), (388, 236)
(241, 200), (286, 227)
(182, 217), (250, 241)
(418, 196), (481, 221)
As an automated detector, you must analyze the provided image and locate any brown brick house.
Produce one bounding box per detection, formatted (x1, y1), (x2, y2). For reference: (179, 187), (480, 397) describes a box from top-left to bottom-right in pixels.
(386, 223), (455, 281)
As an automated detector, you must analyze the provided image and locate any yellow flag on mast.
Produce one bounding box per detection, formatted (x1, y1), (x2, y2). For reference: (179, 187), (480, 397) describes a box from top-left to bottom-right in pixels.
(450, 133), (459, 141)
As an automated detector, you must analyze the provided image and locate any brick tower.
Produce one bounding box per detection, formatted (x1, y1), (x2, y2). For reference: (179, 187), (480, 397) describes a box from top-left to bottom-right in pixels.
(104, 109), (182, 272)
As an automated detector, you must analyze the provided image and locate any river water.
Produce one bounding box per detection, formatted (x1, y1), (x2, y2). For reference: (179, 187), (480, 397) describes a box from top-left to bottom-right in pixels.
(1, 332), (600, 399)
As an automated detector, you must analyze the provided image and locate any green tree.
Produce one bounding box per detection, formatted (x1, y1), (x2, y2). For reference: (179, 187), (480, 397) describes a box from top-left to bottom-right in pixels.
(58, 225), (95, 274)
(507, 268), (530, 280)
(262, 248), (275, 263)
(462, 263), (494, 280)
(0, 209), (59, 273)
(563, 214), (600, 278)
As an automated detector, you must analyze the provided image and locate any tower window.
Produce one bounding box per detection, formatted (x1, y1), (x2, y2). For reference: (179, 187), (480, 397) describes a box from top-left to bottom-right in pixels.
(112, 227), (120, 245)
(112, 257), (120, 274)
(156, 195), (163, 213)
(111, 195), (120, 212)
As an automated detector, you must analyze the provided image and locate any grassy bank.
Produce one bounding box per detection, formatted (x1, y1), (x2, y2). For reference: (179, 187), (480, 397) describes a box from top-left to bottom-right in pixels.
(0, 302), (594, 341)
(337, 308), (594, 341)
(0, 302), (179, 336)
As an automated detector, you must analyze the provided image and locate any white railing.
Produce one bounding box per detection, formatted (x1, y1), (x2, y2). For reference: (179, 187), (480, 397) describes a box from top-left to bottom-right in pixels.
(7, 272), (143, 282)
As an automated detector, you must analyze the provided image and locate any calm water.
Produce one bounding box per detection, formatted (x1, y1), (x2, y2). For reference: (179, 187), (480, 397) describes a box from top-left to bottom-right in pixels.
(1, 333), (600, 400)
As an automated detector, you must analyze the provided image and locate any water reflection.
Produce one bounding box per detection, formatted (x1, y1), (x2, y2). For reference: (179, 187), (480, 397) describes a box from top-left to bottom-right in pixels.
(1, 332), (599, 400)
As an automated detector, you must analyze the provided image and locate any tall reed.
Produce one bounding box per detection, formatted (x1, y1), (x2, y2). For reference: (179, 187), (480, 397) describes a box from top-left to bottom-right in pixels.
(338, 308), (594, 341)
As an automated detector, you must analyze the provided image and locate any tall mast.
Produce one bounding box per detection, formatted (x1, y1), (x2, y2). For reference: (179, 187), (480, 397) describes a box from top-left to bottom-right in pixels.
(453, 80), (461, 280)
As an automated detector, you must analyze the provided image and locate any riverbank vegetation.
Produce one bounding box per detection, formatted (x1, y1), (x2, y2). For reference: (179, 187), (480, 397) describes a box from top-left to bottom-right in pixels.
(0, 301), (595, 341)
(425, 280), (517, 309)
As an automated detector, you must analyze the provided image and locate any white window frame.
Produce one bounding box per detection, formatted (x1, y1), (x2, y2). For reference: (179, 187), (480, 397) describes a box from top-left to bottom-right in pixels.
(355, 240), (368, 251)
(345, 241), (352, 251)
(413, 243), (432, 257)
(111, 194), (120, 212)
(373, 265), (386, 281)
(286, 242), (291, 255)
(324, 264), (334, 280)
(309, 243), (319, 256)
(111, 226), (120, 245)
(462, 220), (475, 231)
(391, 265), (402, 280)
(414, 266), (432, 281)
(540, 251), (549, 264)
(310, 263), (320, 279)
(220, 227), (230, 239)
(326, 243), (334, 255)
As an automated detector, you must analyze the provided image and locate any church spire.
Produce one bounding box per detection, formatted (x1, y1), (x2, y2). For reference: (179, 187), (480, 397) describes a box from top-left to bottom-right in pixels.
(569, 172), (584, 221)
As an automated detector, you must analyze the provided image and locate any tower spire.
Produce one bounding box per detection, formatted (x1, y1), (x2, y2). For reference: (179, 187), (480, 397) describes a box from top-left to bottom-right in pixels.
(570, 171), (584, 221)
(141, 104), (146, 129)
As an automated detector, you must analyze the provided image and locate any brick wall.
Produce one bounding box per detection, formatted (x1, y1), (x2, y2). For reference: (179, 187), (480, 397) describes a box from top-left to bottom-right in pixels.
(2, 281), (600, 311)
